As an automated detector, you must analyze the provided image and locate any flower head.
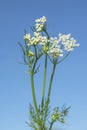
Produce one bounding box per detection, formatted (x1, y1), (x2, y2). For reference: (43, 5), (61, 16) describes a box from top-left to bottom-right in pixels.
(35, 16), (46, 23)
(35, 16), (47, 32)
(47, 37), (63, 58)
(24, 33), (31, 41)
(47, 46), (63, 58)
(26, 50), (34, 57)
(58, 33), (80, 52)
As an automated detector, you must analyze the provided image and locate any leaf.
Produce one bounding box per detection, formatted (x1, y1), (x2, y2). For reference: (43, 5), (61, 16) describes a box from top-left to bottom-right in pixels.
(31, 26), (36, 32)
(18, 42), (27, 64)
(34, 65), (40, 74)
(24, 29), (27, 35)
(62, 105), (71, 116)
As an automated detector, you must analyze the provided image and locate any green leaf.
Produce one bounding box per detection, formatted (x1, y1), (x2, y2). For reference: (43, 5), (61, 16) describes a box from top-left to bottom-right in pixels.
(34, 65), (40, 74)
(18, 42), (27, 64)
(62, 105), (71, 116)
(31, 26), (36, 32)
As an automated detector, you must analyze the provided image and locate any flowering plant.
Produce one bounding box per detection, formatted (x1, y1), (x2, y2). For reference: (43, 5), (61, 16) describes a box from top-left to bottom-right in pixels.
(19, 16), (79, 130)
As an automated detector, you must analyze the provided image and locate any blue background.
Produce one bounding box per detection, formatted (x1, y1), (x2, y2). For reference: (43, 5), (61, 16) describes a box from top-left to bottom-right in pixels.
(0, 0), (87, 130)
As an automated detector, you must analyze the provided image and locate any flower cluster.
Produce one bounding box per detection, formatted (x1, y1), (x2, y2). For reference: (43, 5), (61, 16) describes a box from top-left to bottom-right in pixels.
(52, 111), (65, 123)
(24, 16), (79, 63)
(35, 16), (46, 32)
(58, 33), (80, 52)
(51, 106), (70, 123)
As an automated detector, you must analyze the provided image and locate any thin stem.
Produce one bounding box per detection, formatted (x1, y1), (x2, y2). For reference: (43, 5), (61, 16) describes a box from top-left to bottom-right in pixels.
(45, 30), (50, 39)
(30, 72), (38, 114)
(33, 46), (38, 71)
(49, 121), (54, 130)
(57, 52), (70, 65)
(41, 54), (47, 108)
(44, 63), (56, 126)
(30, 45), (38, 114)
(41, 29), (49, 109)
(47, 63), (56, 104)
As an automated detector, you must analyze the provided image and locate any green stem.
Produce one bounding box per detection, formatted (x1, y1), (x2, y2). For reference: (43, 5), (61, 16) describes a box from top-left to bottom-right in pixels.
(41, 54), (47, 108)
(33, 46), (38, 71)
(45, 30), (50, 39)
(44, 63), (56, 126)
(41, 30), (49, 108)
(57, 52), (70, 64)
(30, 72), (38, 114)
(49, 121), (54, 130)
(47, 63), (56, 104)
(41, 29), (49, 109)
(30, 46), (38, 114)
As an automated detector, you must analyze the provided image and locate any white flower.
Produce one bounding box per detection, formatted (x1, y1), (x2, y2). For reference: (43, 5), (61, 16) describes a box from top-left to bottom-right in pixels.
(30, 37), (39, 45)
(26, 32), (48, 46)
(48, 45), (63, 58)
(35, 16), (46, 23)
(64, 42), (80, 52)
(34, 32), (40, 37)
(35, 16), (47, 32)
(50, 37), (60, 48)
(41, 16), (46, 23)
(34, 32), (48, 45)
(36, 23), (44, 32)
(40, 36), (48, 45)
(58, 33), (80, 52)
(59, 33), (71, 42)
(24, 33), (31, 40)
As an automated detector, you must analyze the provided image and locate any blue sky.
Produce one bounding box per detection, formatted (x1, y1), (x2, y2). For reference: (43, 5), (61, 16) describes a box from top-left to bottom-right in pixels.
(0, 0), (87, 130)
